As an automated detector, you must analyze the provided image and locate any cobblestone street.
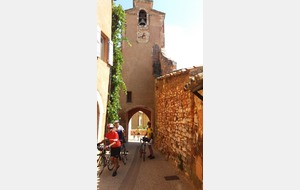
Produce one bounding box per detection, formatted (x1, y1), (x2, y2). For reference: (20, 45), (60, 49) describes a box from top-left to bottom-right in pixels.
(97, 142), (198, 190)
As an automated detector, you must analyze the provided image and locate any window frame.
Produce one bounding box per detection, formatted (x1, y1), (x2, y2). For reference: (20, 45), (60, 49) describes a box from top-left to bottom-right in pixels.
(100, 32), (109, 63)
(126, 91), (132, 103)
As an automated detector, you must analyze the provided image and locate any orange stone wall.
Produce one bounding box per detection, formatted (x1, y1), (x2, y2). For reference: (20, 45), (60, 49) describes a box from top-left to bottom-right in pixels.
(154, 70), (203, 189)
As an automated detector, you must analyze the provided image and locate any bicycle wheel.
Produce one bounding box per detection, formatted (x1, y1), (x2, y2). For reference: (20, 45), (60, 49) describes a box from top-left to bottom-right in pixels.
(107, 159), (114, 171)
(97, 154), (100, 167)
(122, 144), (127, 153)
(97, 154), (104, 167)
(120, 145), (127, 165)
(98, 156), (106, 176)
(121, 152), (127, 165)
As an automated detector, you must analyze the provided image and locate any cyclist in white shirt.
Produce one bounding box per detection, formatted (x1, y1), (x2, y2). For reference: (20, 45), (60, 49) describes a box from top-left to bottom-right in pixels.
(114, 120), (126, 144)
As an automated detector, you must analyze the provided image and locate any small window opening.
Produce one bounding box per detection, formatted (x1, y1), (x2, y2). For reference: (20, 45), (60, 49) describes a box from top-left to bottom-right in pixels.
(127, 91), (132, 103)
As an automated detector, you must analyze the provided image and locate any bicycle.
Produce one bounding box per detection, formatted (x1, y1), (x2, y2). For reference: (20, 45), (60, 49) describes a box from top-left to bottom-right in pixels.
(139, 137), (148, 161)
(119, 141), (128, 165)
(97, 144), (114, 177)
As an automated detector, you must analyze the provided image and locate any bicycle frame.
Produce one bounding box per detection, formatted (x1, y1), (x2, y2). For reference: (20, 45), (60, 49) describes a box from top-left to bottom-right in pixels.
(97, 145), (114, 177)
(119, 142), (128, 165)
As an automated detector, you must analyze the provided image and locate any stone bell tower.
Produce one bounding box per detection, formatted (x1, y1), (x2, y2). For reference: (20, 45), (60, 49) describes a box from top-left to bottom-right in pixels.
(119, 0), (174, 134)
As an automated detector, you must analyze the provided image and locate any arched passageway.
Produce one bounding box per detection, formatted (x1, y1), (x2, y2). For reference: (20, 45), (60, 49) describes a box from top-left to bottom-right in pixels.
(125, 107), (152, 142)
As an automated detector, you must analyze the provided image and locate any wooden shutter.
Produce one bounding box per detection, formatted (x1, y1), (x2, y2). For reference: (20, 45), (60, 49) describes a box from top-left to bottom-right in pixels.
(108, 40), (113, 66)
(97, 26), (101, 58)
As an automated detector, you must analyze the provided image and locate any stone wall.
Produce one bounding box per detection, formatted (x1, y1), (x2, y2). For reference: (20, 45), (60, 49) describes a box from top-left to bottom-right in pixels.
(154, 68), (203, 189)
(193, 90), (203, 188)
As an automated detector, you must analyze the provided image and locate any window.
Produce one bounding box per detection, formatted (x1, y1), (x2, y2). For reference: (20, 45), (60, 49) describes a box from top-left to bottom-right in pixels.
(138, 10), (147, 26)
(100, 32), (109, 63)
(127, 91), (132, 103)
(97, 26), (113, 65)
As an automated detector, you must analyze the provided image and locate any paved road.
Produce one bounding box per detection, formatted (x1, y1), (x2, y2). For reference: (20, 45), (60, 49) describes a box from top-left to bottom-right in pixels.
(97, 142), (198, 190)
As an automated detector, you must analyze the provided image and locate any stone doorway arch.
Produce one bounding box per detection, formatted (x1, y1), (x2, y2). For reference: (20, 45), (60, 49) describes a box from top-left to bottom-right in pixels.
(123, 106), (153, 142)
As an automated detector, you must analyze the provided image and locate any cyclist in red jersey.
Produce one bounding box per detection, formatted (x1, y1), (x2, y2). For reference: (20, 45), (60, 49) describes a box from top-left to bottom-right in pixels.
(98, 123), (121, 176)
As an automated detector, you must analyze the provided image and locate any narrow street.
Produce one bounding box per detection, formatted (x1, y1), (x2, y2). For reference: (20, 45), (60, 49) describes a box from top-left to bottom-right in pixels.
(97, 142), (198, 190)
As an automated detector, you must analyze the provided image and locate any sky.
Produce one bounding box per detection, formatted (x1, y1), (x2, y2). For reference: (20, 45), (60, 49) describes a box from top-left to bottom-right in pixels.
(114, 0), (203, 70)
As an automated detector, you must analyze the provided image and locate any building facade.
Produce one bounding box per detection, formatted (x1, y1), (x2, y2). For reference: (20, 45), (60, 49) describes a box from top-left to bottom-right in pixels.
(96, 0), (113, 142)
(119, 0), (175, 135)
(118, 1), (203, 188)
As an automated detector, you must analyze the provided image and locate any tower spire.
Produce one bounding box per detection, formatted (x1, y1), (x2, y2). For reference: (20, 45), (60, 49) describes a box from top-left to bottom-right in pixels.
(133, 0), (153, 9)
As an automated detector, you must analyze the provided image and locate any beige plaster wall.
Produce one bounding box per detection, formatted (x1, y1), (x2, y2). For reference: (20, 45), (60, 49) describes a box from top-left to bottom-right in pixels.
(97, 0), (112, 37)
(96, 0), (112, 141)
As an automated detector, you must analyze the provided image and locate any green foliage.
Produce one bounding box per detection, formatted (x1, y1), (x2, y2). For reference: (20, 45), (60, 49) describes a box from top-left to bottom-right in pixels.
(107, 3), (128, 123)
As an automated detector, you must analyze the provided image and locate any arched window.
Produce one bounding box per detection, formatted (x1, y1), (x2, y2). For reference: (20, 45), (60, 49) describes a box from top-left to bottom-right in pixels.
(138, 10), (147, 26)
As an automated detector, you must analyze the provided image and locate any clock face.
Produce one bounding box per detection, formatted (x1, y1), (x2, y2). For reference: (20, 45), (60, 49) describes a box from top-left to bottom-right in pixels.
(137, 31), (149, 43)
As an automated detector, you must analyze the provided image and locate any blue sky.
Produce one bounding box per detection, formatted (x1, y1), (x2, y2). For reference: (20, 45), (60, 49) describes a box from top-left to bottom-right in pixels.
(114, 0), (203, 69)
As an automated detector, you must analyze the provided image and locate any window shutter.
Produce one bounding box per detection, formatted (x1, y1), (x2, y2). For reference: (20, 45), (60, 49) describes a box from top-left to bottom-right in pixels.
(108, 40), (113, 66)
(97, 25), (101, 58)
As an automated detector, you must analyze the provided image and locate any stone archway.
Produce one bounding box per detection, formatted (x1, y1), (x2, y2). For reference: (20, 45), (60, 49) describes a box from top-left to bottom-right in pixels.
(128, 107), (151, 122)
(123, 106), (153, 142)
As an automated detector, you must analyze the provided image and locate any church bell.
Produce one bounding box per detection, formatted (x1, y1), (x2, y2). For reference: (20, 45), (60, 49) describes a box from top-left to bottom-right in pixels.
(139, 18), (146, 26)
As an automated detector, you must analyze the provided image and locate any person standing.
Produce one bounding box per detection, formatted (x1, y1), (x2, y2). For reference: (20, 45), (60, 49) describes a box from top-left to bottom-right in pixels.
(114, 120), (126, 144)
(145, 121), (155, 159)
(98, 123), (121, 177)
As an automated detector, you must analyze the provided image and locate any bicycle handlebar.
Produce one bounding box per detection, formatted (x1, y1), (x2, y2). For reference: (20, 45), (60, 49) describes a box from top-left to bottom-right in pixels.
(97, 144), (111, 152)
(141, 136), (150, 142)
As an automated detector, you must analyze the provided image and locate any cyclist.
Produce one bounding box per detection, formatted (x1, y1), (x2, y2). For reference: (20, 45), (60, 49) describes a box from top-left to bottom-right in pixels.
(144, 121), (155, 159)
(98, 123), (121, 177)
(114, 120), (126, 144)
